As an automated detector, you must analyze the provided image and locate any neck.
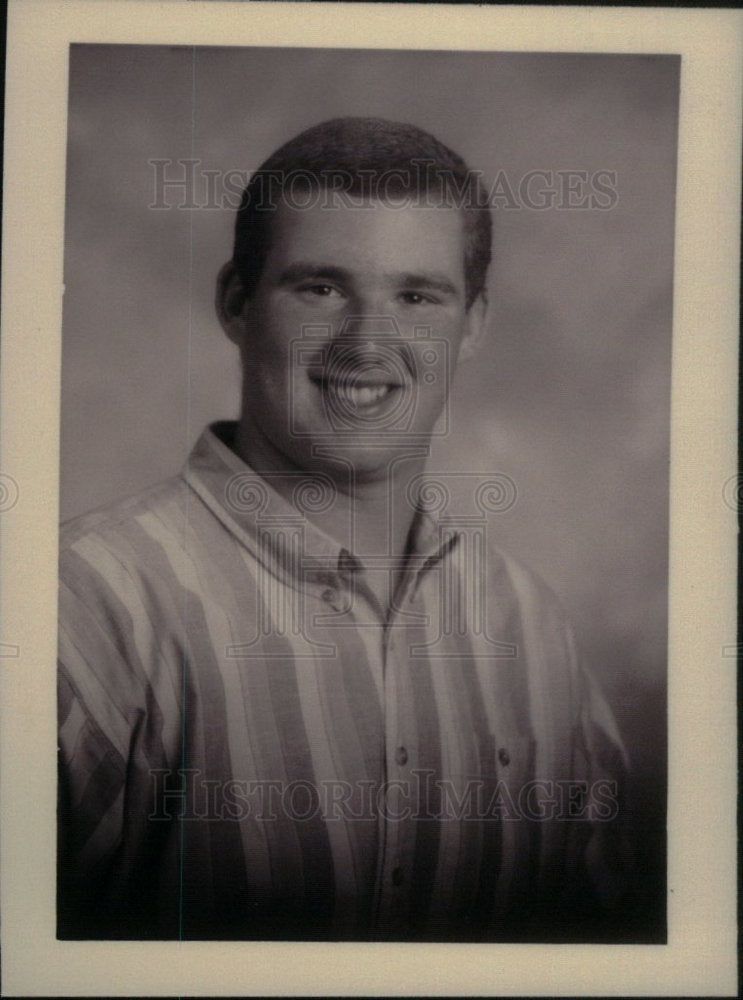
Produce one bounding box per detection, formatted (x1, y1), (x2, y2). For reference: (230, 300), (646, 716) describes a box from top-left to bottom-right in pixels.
(232, 417), (430, 610)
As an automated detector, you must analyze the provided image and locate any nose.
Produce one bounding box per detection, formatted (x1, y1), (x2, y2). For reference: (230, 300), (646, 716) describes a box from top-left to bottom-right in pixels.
(329, 312), (415, 381)
(336, 313), (401, 343)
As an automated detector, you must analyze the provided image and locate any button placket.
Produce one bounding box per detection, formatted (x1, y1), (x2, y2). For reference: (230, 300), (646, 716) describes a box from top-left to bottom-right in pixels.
(373, 618), (417, 933)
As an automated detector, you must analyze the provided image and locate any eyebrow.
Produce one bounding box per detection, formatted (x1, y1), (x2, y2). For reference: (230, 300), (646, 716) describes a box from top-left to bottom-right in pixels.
(277, 263), (461, 297)
(277, 264), (350, 286)
(395, 272), (460, 297)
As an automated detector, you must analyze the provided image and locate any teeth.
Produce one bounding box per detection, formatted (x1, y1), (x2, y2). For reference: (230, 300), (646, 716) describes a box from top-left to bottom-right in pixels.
(328, 383), (393, 406)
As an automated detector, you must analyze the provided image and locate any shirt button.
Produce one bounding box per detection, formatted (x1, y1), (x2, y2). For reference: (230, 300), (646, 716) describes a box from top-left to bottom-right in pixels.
(394, 746), (408, 767)
(391, 866), (404, 886)
(498, 747), (510, 767)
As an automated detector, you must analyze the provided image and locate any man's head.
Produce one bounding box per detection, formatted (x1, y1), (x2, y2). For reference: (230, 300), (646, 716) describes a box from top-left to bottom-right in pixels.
(217, 117), (493, 483)
(232, 117), (492, 312)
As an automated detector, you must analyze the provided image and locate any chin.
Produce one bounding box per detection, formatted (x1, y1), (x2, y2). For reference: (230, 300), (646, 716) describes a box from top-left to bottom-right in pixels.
(298, 438), (426, 485)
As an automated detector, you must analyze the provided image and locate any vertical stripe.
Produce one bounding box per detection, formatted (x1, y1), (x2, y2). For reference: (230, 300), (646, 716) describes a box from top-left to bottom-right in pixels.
(403, 585), (442, 933)
(293, 652), (363, 935)
(265, 646), (336, 935)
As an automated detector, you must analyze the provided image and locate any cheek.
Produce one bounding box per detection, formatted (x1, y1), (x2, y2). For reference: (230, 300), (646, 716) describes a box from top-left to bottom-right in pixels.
(415, 321), (463, 378)
(242, 314), (295, 374)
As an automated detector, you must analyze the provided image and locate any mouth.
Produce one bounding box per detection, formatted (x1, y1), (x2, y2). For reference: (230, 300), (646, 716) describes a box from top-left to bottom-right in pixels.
(310, 375), (401, 410)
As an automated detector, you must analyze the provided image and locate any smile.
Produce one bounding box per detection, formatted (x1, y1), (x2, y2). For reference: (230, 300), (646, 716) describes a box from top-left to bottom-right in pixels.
(334, 382), (395, 407)
(310, 376), (401, 410)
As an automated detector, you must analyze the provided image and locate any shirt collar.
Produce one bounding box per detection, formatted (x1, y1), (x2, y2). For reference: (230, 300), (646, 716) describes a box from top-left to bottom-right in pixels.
(182, 422), (460, 589)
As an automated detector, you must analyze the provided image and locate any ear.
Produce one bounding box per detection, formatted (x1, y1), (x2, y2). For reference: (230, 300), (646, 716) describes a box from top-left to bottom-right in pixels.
(457, 291), (489, 364)
(215, 261), (249, 345)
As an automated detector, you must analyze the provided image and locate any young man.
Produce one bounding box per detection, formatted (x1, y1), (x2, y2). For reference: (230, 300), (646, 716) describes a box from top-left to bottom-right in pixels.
(58, 118), (630, 941)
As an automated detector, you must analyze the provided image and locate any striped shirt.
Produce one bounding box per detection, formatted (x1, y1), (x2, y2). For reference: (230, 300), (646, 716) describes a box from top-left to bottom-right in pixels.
(58, 422), (630, 941)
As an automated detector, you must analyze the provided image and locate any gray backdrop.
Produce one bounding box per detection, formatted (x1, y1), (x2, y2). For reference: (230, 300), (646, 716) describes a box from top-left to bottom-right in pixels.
(61, 46), (677, 937)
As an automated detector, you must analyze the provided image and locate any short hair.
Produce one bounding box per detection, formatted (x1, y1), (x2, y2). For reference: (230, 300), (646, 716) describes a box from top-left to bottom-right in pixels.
(232, 117), (492, 310)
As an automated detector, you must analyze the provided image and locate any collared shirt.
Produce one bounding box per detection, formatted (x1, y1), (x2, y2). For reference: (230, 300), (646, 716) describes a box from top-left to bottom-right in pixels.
(58, 422), (630, 941)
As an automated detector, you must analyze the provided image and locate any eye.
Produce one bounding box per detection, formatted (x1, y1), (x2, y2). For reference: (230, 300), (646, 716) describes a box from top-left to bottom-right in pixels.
(400, 291), (435, 305)
(299, 283), (343, 298)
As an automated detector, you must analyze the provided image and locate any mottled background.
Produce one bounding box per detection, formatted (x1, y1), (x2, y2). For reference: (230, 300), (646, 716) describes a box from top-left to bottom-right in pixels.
(61, 46), (677, 938)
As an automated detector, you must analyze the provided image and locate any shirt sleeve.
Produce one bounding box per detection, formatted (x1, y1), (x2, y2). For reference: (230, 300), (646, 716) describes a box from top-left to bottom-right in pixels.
(557, 625), (636, 936)
(56, 534), (179, 938)
(491, 551), (636, 940)
(579, 662), (634, 901)
(57, 646), (128, 936)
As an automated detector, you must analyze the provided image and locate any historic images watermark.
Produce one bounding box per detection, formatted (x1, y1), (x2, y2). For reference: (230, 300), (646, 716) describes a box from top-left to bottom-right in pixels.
(0, 472), (19, 513)
(722, 474), (743, 512)
(217, 305), (521, 659)
(148, 769), (620, 823)
(221, 468), (520, 659)
(148, 159), (619, 212)
(289, 315), (453, 439)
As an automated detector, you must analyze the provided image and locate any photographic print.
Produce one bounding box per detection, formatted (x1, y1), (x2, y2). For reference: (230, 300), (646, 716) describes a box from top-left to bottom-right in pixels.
(1, 2), (738, 996)
(57, 44), (673, 944)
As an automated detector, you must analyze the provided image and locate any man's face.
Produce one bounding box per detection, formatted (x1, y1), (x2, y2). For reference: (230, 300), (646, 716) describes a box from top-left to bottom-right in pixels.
(230, 195), (485, 482)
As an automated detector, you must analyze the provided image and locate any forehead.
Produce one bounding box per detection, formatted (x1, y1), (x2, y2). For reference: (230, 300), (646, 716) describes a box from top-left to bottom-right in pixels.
(265, 196), (467, 276)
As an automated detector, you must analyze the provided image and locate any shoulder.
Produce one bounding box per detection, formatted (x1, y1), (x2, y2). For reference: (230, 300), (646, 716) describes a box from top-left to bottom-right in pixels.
(483, 539), (629, 765)
(58, 477), (194, 702)
(58, 475), (196, 624)
(474, 536), (585, 706)
(478, 535), (574, 634)
(60, 476), (189, 561)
